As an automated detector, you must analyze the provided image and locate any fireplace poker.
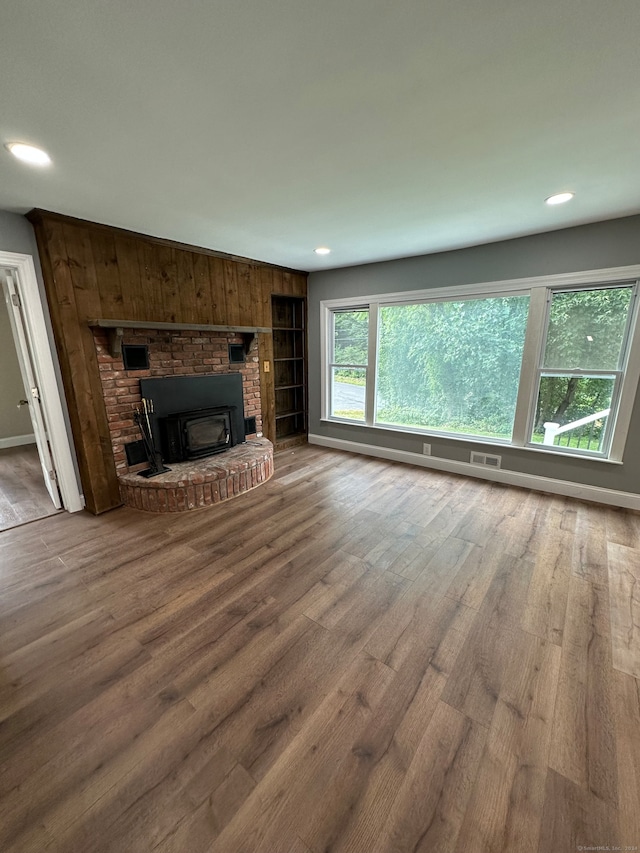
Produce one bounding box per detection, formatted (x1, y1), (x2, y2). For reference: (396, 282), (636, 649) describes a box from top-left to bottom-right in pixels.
(133, 400), (170, 478)
(134, 405), (154, 458)
(142, 397), (153, 446)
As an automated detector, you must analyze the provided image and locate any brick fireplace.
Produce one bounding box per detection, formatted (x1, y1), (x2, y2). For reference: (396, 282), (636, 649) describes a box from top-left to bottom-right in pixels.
(92, 326), (273, 511)
(93, 327), (262, 475)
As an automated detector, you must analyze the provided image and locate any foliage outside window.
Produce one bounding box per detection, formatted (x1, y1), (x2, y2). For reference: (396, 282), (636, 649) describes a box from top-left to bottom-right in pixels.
(376, 296), (529, 440)
(323, 277), (639, 459)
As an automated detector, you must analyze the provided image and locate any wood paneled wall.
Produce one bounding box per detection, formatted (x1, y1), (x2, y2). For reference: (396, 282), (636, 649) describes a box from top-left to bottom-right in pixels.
(27, 210), (307, 514)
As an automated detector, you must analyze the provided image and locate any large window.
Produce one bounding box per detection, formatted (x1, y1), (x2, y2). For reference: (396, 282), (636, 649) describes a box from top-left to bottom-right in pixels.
(376, 296), (529, 440)
(322, 271), (640, 460)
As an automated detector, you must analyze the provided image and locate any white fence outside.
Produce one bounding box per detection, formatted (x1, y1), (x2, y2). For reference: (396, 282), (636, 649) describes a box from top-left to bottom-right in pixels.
(543, 408), (611, 447)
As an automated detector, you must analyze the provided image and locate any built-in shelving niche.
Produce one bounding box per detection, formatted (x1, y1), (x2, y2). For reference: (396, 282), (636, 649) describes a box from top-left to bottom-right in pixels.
(272, 295), (307, 446)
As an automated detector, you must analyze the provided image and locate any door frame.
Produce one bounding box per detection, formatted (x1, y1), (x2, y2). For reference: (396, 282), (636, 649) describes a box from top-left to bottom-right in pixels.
(3, 271), (62, 508)
(0, 249), (84, 513)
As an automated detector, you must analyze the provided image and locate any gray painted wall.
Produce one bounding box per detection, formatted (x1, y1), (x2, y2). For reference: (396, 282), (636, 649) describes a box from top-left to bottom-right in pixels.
(0, 209), (46, 275)
(0, 210), (80, 483)
(308, 214), (640, 495)
(0, 294), (32, 440)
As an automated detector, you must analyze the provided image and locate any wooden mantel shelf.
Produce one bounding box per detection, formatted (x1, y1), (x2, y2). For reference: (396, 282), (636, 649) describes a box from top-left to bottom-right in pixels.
(88, 319), (272, 333)
(88, 319), (271, 357)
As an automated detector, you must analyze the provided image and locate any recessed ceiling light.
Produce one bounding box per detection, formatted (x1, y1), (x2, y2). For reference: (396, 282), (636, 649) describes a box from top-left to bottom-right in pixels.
(5, 142), (51, 166)
(314, 247), (331, 255)
(545, 191), (574, 206)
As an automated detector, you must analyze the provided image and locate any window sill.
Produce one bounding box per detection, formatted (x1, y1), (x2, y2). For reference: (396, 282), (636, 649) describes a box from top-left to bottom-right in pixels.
(319, 417), (624, 465)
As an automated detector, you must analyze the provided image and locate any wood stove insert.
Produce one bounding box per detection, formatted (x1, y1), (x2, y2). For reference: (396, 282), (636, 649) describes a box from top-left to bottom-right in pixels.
(159, 406), (235, 462)
(140, 373), (246, 463)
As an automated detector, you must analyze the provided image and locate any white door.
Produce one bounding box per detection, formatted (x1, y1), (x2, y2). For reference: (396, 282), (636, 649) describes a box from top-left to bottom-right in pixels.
(2, 270), (62, 509)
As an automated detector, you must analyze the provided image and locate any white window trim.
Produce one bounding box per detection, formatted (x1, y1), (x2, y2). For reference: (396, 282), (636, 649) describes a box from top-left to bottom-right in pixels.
(365, 303), (378, 425)
(320, 264), (640, 309)
(511, 286), (547, 446)
(320, 264), (640, 464)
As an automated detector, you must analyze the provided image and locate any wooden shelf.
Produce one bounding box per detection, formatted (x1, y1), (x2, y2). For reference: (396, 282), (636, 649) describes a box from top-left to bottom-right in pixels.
(88, 319), (270, 357)
(276, 410), (305, 419)
(272, 295), (307, 447)
(89, 319), (271, 333)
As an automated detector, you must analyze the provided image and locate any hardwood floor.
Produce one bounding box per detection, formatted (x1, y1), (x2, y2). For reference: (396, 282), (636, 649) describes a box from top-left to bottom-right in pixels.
(0, 444), (60, 531)
(0, 444), (638, 852)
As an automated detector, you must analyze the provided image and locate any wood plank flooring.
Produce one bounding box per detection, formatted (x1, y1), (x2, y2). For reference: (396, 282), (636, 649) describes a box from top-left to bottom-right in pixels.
(0, 444), (639, 852)
(0, 444), (60, 531)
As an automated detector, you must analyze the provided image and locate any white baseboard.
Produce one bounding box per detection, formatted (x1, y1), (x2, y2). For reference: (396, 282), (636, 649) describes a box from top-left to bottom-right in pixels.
(309, 433), (640, 511)
(0, 433), (36, 449)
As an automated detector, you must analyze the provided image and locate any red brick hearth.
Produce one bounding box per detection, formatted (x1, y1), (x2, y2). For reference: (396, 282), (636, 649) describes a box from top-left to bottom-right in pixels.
(118, 438), (274, 512)
(92, 326), (271, 512)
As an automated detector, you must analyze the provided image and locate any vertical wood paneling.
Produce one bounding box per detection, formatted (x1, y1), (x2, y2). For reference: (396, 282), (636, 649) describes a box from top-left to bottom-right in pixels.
(292, 273), (307, 297)
(249, 265), (265, 328)
(27, 211), (306, 513)
(192, 252), (211, 323)
(63, 225), (119, 504)
(236, 262), (253, 326)
(114, 235), (144, 320)
(259, 332), (275, 445)
(259, 267), (274, 328)
(35, 219), (119, 513)
(157, 245), (180, 323)
(138, 241), (162, 321)
(271, 268), (284, 296)
(207, 256), (227, 324)
(175, 250), (197, 325)
(223, 259), (240, 326)
(281, 271), (293, 295)
(90, 231), (124, 317)
(62, 223), (102, 319)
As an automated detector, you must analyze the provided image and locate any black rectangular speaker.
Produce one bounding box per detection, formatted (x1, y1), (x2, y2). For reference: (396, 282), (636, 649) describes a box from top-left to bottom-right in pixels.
(244, 416), (257, 435)
(122, 344), (149, 370)
(228, 343), (245, 363)
(125, 439), (148, 466)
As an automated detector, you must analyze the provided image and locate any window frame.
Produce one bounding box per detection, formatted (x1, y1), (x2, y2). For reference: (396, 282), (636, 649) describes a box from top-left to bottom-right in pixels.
(320, 265), (640, 463)
(529, 369), (621, 455)
(524, 282), (637, 458)
(327, 306), (370, 423)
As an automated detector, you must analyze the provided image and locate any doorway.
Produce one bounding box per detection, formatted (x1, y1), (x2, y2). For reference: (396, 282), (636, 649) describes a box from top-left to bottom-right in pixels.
(0, 250), (83, 529)
(0, 282), (59, 529)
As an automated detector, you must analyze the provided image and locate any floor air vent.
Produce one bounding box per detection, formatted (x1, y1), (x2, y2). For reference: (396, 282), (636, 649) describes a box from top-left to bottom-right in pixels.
(470, 451), (502, 469)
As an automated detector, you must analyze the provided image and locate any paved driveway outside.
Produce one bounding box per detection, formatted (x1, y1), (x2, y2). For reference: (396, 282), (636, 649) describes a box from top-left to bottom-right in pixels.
(333, 381), (365, 411)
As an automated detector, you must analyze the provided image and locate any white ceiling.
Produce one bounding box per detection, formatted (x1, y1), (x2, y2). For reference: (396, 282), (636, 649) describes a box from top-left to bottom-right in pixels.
(1, 0), (640, 272)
